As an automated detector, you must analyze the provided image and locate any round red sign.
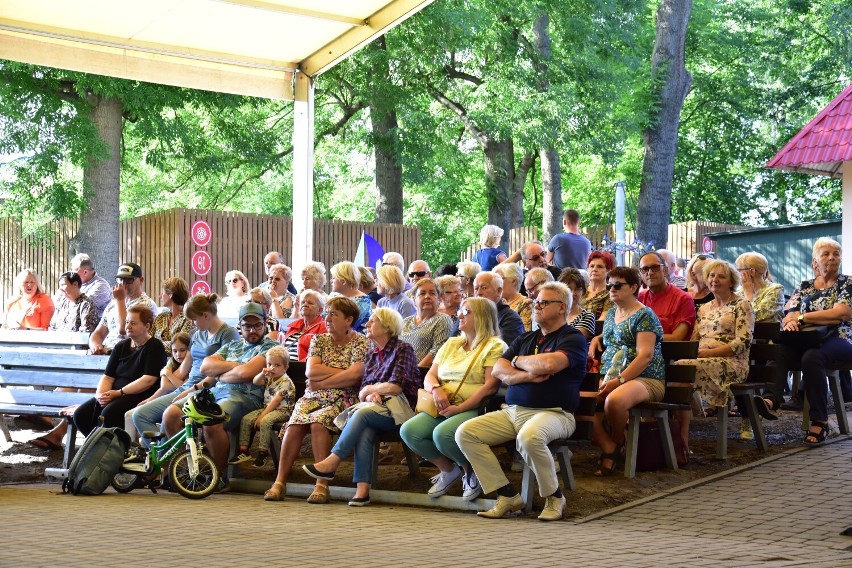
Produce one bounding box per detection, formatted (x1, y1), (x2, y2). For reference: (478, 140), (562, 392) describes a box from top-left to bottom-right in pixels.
(191, 250), (212, 276)
(702, 236), (713, 254)
(191, 280), (211, 296)
(191, 220), (212, 247)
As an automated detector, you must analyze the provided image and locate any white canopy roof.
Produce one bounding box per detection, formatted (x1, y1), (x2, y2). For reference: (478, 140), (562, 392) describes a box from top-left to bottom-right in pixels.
(0, 0), (433, 99)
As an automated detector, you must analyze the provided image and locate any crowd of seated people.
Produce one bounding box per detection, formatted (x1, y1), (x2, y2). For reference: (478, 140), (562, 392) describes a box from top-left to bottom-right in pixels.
(4, 236), (849, 518)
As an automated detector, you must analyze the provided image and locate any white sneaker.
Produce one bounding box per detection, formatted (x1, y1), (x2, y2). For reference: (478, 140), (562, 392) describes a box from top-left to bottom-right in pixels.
(227, 452), (251, 465)
(427, 466), (462, 498)
(461, 469), (482, 501)
(740, 422), (754, 441)
(538, 495), (566, 521)
(477, 493), (524, 519)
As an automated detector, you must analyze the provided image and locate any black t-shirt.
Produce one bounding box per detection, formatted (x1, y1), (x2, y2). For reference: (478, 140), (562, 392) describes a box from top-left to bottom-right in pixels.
(105, 337), (168, 395)
(502, 324), (586, 412)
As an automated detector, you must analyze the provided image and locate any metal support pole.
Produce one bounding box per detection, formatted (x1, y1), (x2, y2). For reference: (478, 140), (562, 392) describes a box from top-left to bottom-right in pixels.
(615, 181), (626, 266)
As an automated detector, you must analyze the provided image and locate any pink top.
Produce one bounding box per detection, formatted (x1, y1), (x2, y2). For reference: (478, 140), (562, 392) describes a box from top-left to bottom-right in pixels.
(3, 292), (55, 330)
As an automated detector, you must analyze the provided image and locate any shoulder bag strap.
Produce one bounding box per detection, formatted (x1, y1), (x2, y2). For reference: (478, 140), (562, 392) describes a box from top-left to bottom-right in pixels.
(447, 339), (490, 400)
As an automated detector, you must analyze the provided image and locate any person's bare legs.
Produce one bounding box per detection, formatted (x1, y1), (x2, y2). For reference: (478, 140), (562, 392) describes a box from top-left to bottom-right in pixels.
(203, 423), (230, 472)
(162, 404), (184, 438)
(310, 423), (333, 491)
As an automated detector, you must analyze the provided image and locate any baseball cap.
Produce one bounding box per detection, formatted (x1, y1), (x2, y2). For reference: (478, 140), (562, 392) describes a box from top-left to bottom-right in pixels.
(239, 302), (266, 321)
(116, 263), (143, 279)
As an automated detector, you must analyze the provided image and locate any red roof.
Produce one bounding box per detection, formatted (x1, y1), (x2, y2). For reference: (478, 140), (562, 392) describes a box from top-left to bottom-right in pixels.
(766, 82), (852, 178)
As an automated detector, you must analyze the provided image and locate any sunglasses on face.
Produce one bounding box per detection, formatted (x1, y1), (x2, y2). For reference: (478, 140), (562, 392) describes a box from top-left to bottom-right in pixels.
(227, 278), (242, 284)
(605, 282), (627, 291)
(458, 307), (472, 317)
(408, 271), (427, 278)
(639, 264), (664, 274)
(693, 254), (708, 261)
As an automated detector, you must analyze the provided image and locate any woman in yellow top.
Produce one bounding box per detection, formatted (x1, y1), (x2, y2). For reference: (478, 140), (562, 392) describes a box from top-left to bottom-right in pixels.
(400, 297), (506, 502)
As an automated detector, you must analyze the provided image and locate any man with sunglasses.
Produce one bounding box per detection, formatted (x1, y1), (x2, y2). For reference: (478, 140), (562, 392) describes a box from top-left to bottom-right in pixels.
(457, 282), (586, 521)
(88, 262), (157, 354)
(637, 251), (695, 341)
(187, 302), (279, 489)
(510, 242), (561, 296)
(404, 260), (431, 299)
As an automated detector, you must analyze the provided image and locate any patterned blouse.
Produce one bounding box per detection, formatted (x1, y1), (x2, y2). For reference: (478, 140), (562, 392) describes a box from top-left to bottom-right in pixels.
(568, 308), (597, 338)
(788, 274), (852, 345)
(600, 306), (665, 381)
(400, 312), (453, 361)
(49, 293), (99, 332)
(584, 289), (612, 320)
(152, 310), (196, 353)
(507, 294), (533, 332)
(693, 297), (754, 359)
(362, 336), (421, 406)
(744, 282), (784, 323)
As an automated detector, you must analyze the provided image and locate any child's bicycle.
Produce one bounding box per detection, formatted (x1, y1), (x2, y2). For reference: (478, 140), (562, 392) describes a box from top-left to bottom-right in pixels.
(112, 388), (229, 500)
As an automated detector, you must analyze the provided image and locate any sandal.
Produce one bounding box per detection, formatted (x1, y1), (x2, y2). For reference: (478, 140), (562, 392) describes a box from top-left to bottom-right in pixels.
(263, 481), (285, 501)
(804, 423), (829, 446)
(594, 450), (621, 477)
(306, 484), (329, 504)
(754, 396), (779, 421)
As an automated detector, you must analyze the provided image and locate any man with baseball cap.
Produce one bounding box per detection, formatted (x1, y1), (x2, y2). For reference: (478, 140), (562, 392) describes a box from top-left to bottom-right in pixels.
(167, 302), (278, 491)
(88, 262), (157, 354)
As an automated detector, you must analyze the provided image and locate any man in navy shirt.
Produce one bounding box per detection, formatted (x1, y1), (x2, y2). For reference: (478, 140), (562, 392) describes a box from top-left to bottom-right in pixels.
(456, 282), (586, 521)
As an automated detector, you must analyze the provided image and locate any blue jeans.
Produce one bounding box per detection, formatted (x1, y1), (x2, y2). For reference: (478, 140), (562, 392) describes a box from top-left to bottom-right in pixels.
(399, 410), (479, 468)
(331, 407), (397, 484)
(212, 388), (262, 431)
(132, 389), (183, 448)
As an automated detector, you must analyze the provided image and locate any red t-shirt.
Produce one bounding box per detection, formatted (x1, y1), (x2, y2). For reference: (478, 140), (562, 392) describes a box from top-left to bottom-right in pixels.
(638, 284), (696, 338)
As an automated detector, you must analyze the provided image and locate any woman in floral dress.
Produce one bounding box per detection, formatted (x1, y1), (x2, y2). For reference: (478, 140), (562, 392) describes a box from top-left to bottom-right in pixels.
(263, 296), (368, 503)
(676, 259), (754, 442)
(591, 266), (665, 476)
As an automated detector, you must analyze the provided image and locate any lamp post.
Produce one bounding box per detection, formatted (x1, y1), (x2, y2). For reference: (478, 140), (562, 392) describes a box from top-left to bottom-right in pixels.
(614, 181), (626, 265)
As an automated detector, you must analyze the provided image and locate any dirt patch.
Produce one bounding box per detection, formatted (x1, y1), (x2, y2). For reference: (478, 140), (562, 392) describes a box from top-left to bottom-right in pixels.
(0, 408), (836, 518)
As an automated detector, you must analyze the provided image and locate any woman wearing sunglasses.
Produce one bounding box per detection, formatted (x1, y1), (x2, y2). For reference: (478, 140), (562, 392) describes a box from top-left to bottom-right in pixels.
(218, 270), (251, 319)
(591, 266), (665, 476)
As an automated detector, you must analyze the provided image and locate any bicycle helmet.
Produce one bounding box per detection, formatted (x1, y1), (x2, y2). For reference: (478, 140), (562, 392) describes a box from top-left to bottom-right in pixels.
(183, 389), (229, 425)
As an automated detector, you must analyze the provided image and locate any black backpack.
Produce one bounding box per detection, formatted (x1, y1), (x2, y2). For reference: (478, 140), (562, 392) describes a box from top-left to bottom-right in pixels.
(62, 426), (131, 496)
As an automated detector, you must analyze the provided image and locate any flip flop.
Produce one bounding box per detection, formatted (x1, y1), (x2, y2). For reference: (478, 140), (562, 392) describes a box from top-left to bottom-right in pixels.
(28, 436), (63, 451)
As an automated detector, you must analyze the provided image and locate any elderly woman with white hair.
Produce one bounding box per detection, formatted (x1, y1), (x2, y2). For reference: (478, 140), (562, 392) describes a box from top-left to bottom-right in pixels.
(3, 269), (55, 330)
(266, 263), (296, 319)
(377, 265), (416, 318)
(736, 252), (784, 323)
(217, 269), (251, 319)
(302, 308), (420, 506)
(293, 261), (328, 315)
(330, 261), (373, 333)
(472, 224), (508, 271)
(280, 289), (328, 362)
(494, 263), (532, 331)
(456, 261), (481, 299)
(781, 237), (852, 445)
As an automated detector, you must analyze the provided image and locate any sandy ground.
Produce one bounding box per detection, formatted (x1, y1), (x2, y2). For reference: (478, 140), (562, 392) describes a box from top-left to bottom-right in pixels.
(1, 405), (841, 518)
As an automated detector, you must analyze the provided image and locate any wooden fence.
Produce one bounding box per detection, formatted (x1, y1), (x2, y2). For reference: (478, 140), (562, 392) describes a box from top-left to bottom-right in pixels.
(460, 222), (747, 266)
(0, 209), (420, 303)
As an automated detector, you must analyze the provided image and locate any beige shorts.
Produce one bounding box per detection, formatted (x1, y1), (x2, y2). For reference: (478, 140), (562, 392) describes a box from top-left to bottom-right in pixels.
(635, 377), (665, 403)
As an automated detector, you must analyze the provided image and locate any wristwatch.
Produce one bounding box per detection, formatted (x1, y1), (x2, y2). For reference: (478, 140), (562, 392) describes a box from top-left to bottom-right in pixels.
(618, 375), (626, 384)
(511, 356), (520, 369)
(797, 313), (805, 324)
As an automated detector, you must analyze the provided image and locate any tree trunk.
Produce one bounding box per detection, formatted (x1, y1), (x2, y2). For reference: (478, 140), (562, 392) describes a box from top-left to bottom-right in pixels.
(636, 0), (692, 250)
(69, 95), (123, 280)
(370, 37), (404, 224)
(483, 138), (517, 252)
(532, 13), (563, 244)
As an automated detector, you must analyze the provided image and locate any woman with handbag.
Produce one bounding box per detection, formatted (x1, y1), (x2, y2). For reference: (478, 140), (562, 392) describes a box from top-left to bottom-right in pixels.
(591, 266), (666, 476)
(301, 308), (420, 506)
(399, 297), (506, 501)
(262, 296), (369, 503)
(781, 238), (852, 445)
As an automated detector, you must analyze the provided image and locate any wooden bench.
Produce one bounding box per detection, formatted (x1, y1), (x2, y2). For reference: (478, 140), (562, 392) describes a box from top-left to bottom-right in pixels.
(623, 341), (698, 478)
(519, 371), (600, 512)
(0, 332), (109, 468)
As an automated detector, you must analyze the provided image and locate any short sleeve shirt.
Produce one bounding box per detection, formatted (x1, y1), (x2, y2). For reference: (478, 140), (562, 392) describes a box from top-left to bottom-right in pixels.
(105, 337), (168, 395)
(638, 284), (696, 337)
(434, 336), (506, 401)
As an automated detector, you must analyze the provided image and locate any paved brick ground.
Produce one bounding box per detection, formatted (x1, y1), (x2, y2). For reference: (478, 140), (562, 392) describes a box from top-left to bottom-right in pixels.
(2, 438), (850, 567)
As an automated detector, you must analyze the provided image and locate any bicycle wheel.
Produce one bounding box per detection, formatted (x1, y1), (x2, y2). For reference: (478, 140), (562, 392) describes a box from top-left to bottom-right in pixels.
(169, 449), (220, 499)
(111, 472), (140, 494)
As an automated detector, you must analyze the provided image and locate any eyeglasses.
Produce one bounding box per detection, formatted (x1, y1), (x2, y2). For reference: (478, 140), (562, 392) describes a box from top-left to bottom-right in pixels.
(736, 267), (753, 272)
(268, 276), (283, 281)
(639, 264), (664, 274)
(408, 271), (427, 278)
(239, 321), (265, 332)
(226, 278), (242, 284)
(458, 307), (472, 317)
(525, 253), (546, 262)
(532, 299), (564, 309)
(605, 282), (627, 291)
